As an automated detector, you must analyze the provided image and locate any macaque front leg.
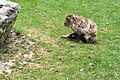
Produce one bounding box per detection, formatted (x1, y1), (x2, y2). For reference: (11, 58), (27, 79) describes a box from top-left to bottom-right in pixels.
(61, 32), (78, 39)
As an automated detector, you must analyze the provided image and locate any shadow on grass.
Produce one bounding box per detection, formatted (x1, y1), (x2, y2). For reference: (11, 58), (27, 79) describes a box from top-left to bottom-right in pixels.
(61, 37), (99, 45)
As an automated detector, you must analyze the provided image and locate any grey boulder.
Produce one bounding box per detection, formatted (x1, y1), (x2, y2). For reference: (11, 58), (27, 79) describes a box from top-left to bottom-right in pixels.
(0, 0), (20, 46)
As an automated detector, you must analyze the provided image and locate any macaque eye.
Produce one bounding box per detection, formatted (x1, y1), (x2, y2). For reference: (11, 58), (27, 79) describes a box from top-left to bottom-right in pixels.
(66, 18), (70, 21)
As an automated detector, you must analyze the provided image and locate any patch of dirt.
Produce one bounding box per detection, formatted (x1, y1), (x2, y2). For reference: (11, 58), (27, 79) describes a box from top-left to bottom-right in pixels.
(0, 30), (39, 75)
(0, 28), (57, 76)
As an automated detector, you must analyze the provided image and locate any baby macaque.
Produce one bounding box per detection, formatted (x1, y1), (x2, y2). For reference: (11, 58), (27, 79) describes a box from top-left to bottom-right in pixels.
(61, 14), (97, 43)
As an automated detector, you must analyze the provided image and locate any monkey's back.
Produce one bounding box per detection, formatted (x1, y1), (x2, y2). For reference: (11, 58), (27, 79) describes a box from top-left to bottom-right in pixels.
(71, 17), (97, 42)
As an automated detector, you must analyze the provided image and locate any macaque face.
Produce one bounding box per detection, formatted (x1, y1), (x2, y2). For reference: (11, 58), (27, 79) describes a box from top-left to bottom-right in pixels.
(64, 14), (74, 27)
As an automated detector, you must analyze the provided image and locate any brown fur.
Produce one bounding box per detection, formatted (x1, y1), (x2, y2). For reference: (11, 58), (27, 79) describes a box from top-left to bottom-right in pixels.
(61, 14), (97, 43)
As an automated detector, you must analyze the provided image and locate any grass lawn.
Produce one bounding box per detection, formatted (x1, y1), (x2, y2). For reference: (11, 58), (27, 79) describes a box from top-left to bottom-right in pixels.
(0, 0), (120, 79)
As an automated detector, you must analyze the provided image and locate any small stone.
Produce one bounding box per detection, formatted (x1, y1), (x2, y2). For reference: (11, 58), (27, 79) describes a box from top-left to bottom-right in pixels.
(54, 70), (59, 72)
(27, 34), (32, 37)
(89, 63), (94, 66)
(88, 56), (91, 58)
(71, 45), (74, 47)
(23, 51), (34, 59)
(22, 61), (27, 64)
(92, 72), (95, 74)
(80, 68), (83, 71)
(9, 46), (12, 48)
(50, 68), (55, 70)
(106, 22), (109, 24)
(4, 69), (12, 74)
(21, 36), (26, 39)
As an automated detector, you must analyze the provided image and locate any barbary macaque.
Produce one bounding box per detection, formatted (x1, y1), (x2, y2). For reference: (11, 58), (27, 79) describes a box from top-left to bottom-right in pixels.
(61, 14), (97, 43)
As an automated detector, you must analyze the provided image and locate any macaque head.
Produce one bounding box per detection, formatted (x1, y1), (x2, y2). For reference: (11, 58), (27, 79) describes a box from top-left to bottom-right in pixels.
(64, 14), (75, 27)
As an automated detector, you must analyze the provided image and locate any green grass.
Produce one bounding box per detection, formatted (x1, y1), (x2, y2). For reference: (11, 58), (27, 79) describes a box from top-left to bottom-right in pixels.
(1, 0), (120, 79)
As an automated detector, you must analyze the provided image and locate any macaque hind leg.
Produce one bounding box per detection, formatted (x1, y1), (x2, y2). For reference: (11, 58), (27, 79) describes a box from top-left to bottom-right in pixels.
(80, 35), (97, 43)
(79, 35), (89, 43)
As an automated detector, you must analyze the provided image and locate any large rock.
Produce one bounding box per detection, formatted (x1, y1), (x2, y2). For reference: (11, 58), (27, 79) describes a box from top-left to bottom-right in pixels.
(0, 0), (20, 46)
